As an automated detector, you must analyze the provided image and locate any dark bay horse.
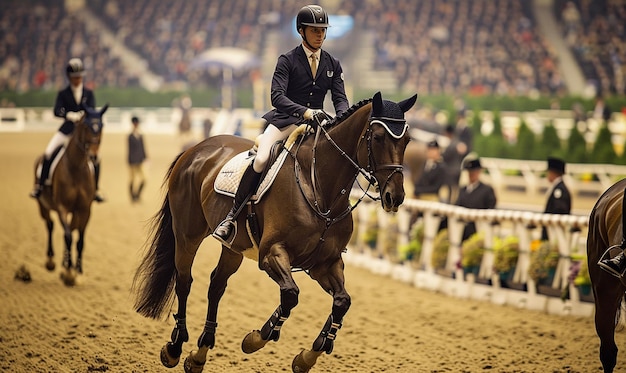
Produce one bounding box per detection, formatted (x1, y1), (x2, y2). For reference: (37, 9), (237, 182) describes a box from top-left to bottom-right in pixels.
(588, 178), (626, 373)
(132, 92), (417, 372)
(34, 105), (107, 286)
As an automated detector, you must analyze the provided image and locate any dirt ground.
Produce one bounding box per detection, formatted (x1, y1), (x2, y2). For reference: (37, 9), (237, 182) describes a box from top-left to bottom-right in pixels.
(0, 131), (624, 373)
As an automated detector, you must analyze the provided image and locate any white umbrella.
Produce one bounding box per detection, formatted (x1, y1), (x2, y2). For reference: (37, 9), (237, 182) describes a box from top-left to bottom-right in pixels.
(188, 48), (261, 109)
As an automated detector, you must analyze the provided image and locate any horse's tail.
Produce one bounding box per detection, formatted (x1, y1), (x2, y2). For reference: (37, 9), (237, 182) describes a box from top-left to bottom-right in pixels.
(132, 154), (183, 320)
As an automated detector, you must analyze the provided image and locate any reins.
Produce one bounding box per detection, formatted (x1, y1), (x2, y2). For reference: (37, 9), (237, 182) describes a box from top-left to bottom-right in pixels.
(289, 116), (402, 271)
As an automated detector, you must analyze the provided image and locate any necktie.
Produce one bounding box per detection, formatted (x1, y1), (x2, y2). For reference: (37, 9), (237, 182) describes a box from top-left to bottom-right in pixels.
(310, 54), (317, 77)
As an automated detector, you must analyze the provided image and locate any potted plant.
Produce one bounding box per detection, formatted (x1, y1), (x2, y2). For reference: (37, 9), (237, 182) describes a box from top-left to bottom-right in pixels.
(528, 240), (560, 296)
(431, 228), (450, 275)
(493, 235), (520, 288)
(362, 209), (379, 250)
(570, 254), (593, 302)
(398, 222), (424, 265)
(461, 232), (484, 277)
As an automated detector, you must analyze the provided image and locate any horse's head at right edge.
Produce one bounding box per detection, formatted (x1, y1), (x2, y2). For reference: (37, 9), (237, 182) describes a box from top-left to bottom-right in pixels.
(365, 91), (418, 212)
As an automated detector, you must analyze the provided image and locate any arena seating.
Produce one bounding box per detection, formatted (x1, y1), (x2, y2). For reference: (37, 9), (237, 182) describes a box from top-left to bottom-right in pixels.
(0, 0), (135, 91)
(2, 0), (623, 98)
(553, 0), (626, 95)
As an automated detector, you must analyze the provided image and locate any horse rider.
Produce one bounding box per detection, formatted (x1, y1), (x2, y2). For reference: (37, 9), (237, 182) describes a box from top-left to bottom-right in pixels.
(30, 57), (105, 202)
(212, 4), (350, 246)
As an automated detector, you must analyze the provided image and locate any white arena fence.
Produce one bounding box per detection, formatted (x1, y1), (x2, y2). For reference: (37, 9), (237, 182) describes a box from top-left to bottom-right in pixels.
(2, 106), (620, 317)
(346, 194), (596, 317)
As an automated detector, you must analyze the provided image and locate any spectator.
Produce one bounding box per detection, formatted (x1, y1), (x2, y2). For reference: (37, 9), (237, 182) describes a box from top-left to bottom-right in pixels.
(128, 116), (148, 203)
(455, 157), (497, 241)
(541, 157), (571, 241)
(441, 124), (464, 203)
(413, 139), (448, 202)
(593, 94), (612, 124)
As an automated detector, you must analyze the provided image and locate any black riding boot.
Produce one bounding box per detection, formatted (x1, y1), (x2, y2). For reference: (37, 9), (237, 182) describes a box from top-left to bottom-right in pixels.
(92, 157), (105, 203)
(30, 156), (52, 198)
(212, 163), (262, 247)
(599, 250), (626, 278)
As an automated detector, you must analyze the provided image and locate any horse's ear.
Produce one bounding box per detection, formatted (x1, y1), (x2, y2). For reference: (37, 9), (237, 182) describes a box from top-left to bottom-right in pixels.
(398, 94), (418, 113)
(100, 104), (109, 115)
(371, 91), (383, 116)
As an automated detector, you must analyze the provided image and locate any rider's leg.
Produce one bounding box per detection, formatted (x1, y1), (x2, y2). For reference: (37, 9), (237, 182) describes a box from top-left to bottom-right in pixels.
(212, 124), (297, 247)
(599, 240), (626, 277)
(212, 161), (262, 246)
(91, 154), (105, 203)
(30, 131), (69, 198)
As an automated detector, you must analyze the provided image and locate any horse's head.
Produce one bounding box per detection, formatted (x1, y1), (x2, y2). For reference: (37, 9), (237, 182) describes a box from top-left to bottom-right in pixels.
(76, 104), (108, 155)
(360, 92), (417, 212)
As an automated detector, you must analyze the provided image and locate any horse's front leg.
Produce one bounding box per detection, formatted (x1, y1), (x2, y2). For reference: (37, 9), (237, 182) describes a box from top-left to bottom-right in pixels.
(45, 219), (55, 271)
(56, 210), (76, 286)
(75, 229), (85, 274)
(293, 257), (351, 373)
(242, 244), (299, 354)
(184, 247), (244, 373)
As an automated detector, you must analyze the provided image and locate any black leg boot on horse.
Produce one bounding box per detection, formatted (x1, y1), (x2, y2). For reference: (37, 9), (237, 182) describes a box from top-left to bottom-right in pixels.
(91, 156), (105, 203)
(212, 162), (262, 247)
(30, 156), (53, 199)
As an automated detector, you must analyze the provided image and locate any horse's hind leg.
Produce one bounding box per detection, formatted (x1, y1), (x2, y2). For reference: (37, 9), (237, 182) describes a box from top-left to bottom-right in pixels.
(593, 274), (624, 373)
(184, 247), (243, 372)
(293, 257), (351, 373)
(242, 244), (300, 354)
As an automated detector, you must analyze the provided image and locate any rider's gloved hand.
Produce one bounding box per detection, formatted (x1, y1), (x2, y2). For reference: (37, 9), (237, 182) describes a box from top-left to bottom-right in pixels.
(304, 109), (331, 130)
(66, 111), (84, 123)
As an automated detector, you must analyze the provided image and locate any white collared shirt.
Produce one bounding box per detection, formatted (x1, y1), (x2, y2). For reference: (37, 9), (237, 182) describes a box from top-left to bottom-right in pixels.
(71, 83), (83, 105)
(302, 44), (321, 70)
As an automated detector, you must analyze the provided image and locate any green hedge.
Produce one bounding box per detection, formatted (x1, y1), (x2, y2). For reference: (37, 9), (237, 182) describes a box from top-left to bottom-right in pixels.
(2, 88), (625, 111)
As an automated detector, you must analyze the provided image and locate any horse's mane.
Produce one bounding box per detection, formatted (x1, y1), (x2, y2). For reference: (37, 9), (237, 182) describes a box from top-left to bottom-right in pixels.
(324, 98), (372, 130)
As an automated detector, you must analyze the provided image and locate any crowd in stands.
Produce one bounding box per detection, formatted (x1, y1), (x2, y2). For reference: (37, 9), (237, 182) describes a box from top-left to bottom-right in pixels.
(0, 0), (136, 92)
(554, 0), (626, 95)
(368, 0), (564, 96)
(1, 0), (624, 97)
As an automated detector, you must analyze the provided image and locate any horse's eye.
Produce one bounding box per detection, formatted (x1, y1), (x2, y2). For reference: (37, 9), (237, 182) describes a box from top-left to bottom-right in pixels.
(373, 133), (385, 143)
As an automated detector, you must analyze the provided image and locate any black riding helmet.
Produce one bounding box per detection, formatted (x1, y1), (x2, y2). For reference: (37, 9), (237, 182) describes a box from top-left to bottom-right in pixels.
(296, 5), (330, 31)
(66, 58), (85, 78)
(296, 5), (330, 51)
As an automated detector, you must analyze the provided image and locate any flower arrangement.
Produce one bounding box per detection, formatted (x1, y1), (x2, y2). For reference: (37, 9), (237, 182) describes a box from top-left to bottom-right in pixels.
(528, 240), (560, 283)
(461, 232), (485, 269)
(493, 235), (520, 274)
(431, 228), (450, 270)
(569, 254), (591, 287)
(362, 209), (379, 249)
(398, 222), (424, 262)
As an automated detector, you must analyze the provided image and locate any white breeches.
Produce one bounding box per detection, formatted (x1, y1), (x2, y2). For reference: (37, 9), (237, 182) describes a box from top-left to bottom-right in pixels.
(45, 132), (70, 158)
(252, 123), (298, 173)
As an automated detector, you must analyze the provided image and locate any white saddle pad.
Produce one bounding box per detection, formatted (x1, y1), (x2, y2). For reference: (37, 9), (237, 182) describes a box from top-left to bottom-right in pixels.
(214, 149), (289, 203)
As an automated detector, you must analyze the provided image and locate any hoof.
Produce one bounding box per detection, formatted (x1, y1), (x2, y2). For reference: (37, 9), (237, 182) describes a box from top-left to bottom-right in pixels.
(45, 258), (55, 271)
(292, 349), (322, 373)
(184, 351), (205, 373)
(241, 330), (268, 354)
(60, 269), (75, 287)
(160, 343), (180, 368)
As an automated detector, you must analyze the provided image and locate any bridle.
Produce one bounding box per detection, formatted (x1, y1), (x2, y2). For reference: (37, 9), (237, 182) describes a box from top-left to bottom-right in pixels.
(290, 116), (407, 271)
(293, 115), (406, 224)
(74, 117), (102, 153)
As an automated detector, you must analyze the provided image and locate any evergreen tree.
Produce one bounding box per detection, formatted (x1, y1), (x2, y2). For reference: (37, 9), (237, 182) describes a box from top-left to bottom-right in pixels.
(539, 120), (562, 159)
(567, 125), (588, 163)
(514, 118), (537, 160)
(591, 123), (617, 164)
